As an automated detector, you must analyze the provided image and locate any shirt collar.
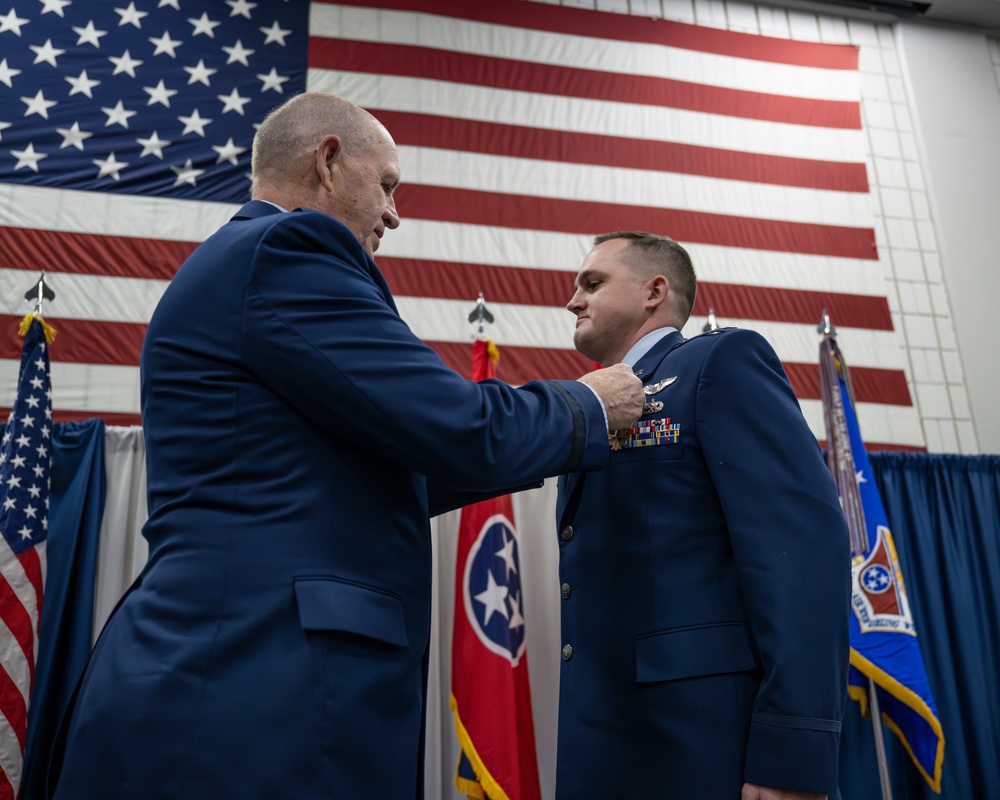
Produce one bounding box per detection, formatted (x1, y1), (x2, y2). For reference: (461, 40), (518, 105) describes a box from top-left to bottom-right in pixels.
(621, 327), (678, 368)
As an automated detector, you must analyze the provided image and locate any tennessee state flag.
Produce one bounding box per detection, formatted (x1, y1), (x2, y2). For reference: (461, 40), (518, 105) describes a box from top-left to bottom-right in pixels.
(450, 338), (542, 800)
(819, 330), (944, 791)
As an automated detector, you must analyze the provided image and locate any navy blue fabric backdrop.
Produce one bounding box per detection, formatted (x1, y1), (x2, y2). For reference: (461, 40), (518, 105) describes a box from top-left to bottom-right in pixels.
(840, 453), (1000, 800)
(19, 420), (104, 800)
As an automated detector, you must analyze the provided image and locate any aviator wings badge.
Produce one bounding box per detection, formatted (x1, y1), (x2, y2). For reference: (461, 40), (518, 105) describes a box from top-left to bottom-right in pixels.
(644, 376), (677, 395)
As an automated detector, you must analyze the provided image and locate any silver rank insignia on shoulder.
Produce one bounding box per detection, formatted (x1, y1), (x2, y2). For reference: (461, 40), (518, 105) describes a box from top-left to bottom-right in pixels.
(644, 376), (677, 395)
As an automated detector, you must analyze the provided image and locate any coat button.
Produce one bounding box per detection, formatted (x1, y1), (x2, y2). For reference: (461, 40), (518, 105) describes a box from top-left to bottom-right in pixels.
(561, 583), (571, 599)
(560, 525), (574, 541)
(562, 644), (574, 661)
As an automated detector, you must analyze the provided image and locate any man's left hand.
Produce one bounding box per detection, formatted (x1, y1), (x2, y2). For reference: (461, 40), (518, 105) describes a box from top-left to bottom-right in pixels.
(742, 783), (827, 800)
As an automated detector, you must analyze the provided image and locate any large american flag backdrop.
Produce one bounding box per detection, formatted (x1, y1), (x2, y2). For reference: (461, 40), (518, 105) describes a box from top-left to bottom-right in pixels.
(0, 0), (922, 450)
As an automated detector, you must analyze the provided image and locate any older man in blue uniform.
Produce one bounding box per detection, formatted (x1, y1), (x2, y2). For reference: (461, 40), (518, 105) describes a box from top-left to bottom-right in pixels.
(48, 93), (643, 800)
(556, 232), (850, 800)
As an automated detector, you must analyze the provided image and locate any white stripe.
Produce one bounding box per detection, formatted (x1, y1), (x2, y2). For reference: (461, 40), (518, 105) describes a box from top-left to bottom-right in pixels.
(393, 296), (906, 370)
(0, 361), (141, 414)
(308, 69), (868, 164)
(379, 221), (887, 297)
(309, 3), (861, 101)
(34, 541), (46, 663)
(799, 399), (925, 448)
(2, 189), (885, 299)
(0, 715), (24, 796)
(0, 269), (168, 324)
(687, 316), (907, 370)
(0, 536), (40, 640)
(690, 243), (886, 297)
(0, 182), (236, 243)
(398, 145), (873, 228)
(0, 616), (31, 709)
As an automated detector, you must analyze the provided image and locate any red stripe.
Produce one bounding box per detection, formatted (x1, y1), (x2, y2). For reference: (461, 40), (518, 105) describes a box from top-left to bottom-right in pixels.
(0, 576), (36, 692)
(784, 362), (912, 406)
(0, 632), (30, 755)
(0, 407), (142, 426)
(692, 284), (893, 331)
(0, 316), (146, 366)
(423, 340), (911, 406)
(395, 186), (878, 260)
(316, 0), (859, 70)
(310, 38), (860, 129)
(0, 226), (194, 280)
(378, 258), (893, 330)
(17, 547), (44, 625)
(372, 109), (869, 192)
(0, 763), (15, 800)
(0, 667), (27, 752)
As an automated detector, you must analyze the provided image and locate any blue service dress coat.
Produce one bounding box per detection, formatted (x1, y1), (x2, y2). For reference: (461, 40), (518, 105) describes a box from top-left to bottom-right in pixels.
(49, 202), (610, 800)
(555, 328), (851, 799)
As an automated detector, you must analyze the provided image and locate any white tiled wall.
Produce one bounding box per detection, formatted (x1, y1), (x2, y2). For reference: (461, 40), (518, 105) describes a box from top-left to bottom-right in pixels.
(534, 0), (986, 452)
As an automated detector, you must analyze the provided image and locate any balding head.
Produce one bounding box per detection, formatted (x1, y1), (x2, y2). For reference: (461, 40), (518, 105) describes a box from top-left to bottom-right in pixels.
(249, 92), (401, 253)
(252, 92), (379, 197)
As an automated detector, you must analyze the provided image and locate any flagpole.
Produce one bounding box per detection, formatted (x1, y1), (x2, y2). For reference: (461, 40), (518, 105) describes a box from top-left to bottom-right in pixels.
(817, 311), (893, 800)
(867, 680), (894, 800)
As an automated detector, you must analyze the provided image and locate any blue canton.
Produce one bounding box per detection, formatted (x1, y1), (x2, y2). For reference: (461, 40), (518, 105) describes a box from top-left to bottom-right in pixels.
(0, 0), (309, 203)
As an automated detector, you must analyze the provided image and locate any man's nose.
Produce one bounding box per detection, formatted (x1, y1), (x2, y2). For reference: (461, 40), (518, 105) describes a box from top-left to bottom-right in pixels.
(384, 196), (400, 229)
(566, 291), (584, 314)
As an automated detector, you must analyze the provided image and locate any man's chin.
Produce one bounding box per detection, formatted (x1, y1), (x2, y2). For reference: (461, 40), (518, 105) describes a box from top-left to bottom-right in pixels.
(573, 333), (597, 362)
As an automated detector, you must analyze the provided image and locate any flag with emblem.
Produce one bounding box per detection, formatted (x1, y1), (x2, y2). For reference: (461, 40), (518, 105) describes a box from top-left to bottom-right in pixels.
(0, 314), (54, 800)
(450, 337), (541, 800)
(819, 329), (944, 791)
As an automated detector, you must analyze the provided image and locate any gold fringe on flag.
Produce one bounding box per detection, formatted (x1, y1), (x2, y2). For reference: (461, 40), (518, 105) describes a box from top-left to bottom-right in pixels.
(485, 339), (499, 368)
(18, 313), (57, 344)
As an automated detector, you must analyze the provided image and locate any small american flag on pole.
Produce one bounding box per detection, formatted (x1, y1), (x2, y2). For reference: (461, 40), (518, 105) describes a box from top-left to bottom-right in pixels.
(0, 314), (53, 800)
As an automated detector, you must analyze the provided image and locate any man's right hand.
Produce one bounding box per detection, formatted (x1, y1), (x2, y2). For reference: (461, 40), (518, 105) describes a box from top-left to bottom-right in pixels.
(577, 363), (644, 432)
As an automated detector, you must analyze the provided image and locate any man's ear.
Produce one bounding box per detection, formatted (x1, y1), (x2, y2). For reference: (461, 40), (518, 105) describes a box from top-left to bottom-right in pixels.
(645, 274), (669, 310)
(315, 134), (343, 191)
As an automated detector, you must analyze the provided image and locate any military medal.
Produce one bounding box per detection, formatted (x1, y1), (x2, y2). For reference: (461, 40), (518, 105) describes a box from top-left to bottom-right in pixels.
(609, 418), (680, 449)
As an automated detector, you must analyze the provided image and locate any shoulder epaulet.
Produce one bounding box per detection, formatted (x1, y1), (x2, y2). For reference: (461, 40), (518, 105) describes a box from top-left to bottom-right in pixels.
(672, 326), (737, 349)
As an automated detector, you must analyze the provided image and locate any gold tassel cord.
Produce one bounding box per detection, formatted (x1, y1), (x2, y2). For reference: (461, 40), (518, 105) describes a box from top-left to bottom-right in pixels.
(19, 313), (57, 344)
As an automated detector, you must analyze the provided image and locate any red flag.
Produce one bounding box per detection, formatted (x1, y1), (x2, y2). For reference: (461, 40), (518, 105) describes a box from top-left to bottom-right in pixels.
(450, 339), (541, 800)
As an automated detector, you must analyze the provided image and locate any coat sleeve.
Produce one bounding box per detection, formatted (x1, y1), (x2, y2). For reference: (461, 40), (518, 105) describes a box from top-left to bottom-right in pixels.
(239, 210), (609, 491)
(697, 329), (851, 795)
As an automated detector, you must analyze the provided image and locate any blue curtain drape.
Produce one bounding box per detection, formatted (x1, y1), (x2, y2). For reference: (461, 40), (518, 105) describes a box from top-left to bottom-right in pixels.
(839, 453), (1000, 800)
(18, 420), (105, 800)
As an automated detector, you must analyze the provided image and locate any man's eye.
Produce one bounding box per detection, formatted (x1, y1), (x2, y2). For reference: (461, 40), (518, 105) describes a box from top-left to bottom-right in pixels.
(588, 281), (602, 290)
